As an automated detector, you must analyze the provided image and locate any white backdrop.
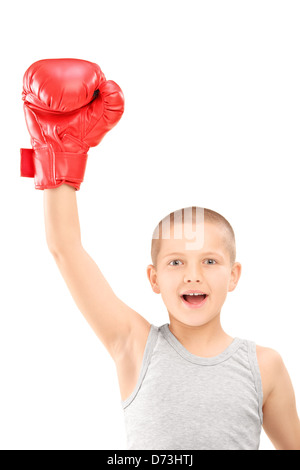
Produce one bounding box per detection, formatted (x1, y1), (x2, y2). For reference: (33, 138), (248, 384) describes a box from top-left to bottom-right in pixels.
(1, 0), (299, 450)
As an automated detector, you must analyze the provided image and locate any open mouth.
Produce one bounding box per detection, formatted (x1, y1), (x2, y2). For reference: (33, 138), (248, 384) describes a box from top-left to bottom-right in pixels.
(181, 293), (208, 308)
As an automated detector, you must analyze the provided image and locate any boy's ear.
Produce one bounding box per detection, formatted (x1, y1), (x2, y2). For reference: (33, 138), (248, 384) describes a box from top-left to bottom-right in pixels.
(228, 262), (242, 292)
(147, 264), (161, 294)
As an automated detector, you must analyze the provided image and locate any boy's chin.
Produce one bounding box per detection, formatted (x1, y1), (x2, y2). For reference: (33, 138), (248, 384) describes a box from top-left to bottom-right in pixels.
(167, 311), (216, 328)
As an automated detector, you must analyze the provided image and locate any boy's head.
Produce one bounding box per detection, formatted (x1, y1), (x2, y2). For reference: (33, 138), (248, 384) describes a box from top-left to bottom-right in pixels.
(147, 207), (242, 328)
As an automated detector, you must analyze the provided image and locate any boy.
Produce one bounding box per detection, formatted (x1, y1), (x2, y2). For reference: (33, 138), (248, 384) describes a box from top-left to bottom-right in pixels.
(21, 59), (300, 450)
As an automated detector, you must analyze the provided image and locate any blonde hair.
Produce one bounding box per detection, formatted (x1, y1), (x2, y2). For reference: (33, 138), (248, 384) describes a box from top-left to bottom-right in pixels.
(151, 206), (236, 268)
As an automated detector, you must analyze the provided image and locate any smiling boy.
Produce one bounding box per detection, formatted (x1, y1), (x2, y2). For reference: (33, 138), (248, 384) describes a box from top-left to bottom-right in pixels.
(21, 58), (300, 450)
(148, 206), (240, 353)
(44, 191), (299, 450)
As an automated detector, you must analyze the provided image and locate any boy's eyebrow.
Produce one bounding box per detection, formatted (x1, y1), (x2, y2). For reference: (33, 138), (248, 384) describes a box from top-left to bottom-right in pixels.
(161, 252), (183, 259)
(161, 251), (225, 260)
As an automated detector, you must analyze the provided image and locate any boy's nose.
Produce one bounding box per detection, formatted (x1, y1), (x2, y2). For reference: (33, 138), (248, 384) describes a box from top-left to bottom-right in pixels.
(183, 265), (204, 283)
(184, 277), (201, 283)
(183, 272), (203, 283)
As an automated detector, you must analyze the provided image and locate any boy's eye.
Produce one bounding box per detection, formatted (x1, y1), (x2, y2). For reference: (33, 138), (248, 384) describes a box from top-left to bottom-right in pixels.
(169, 260), (182, 266)
(169, 259), (216, 266)
(204, 259), (216, 265)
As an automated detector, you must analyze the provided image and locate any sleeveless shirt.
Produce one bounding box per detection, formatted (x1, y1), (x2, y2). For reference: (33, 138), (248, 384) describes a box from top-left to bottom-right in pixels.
(121, 323), (263, 450)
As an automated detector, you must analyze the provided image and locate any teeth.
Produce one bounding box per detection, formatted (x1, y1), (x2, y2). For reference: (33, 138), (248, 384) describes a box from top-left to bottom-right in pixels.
(185, 293), (204, 296)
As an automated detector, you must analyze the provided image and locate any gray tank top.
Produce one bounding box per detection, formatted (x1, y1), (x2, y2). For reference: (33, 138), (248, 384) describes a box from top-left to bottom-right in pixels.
(121, 323), (263, 450)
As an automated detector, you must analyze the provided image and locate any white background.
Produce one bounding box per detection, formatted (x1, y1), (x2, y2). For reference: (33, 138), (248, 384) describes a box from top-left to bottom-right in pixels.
(0, 0), (299, 450)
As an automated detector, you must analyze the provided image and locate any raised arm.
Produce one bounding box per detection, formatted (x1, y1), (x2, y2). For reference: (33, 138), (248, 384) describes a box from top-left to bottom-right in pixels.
(20, 58), (150, 364)
(44, 184), (149, 361)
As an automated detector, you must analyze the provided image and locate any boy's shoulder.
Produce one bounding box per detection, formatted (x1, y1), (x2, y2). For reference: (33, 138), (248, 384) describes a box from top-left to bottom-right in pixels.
(256, 343), (284, 370)
(255, 343), (285, 405)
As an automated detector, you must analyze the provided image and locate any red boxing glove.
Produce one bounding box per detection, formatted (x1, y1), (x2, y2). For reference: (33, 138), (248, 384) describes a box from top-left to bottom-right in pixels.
(20, 58), (124, 190)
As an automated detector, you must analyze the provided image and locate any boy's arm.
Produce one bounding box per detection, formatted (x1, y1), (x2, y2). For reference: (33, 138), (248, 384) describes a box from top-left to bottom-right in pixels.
(258, 347), (300, 450)
(44, 184), (150, 362)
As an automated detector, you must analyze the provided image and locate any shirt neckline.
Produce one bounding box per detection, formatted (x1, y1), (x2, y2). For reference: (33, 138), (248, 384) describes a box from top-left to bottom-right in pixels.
(160, 323), (242, 366)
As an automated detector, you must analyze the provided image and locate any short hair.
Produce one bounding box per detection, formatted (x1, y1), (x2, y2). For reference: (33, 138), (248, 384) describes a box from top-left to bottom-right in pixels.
(151, 206), (236, 268)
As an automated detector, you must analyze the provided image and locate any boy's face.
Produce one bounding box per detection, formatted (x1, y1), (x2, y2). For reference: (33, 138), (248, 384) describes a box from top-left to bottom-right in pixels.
(147, 221), (242, 328)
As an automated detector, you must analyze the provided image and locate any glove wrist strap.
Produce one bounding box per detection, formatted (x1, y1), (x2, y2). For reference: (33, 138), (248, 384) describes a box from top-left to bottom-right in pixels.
(20, 148), (88, 190)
